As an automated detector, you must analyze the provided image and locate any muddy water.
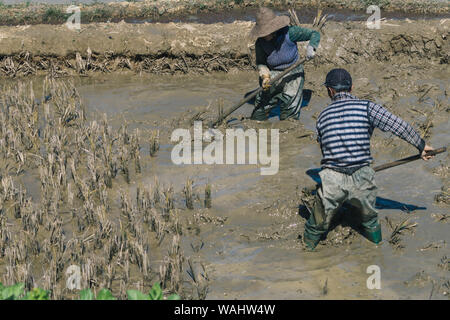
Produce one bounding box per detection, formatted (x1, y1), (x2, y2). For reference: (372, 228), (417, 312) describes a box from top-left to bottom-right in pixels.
(4, 68), (449, 299)
(4, 1), (449, 21)
(77, 72), (266, 212)
(72, 70), (450, 299)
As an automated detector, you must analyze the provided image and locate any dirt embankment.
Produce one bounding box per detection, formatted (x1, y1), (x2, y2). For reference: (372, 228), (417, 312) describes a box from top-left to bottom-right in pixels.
(0, 18), (448, 78)
(0, 1), (448, 26)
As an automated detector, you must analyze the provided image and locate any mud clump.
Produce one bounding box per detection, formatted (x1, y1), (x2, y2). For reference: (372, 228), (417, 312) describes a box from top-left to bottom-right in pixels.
(438, 256), (449, 271)
(321, 226), (358, 247)
(432, 213), (450, 223)
(297, 187), (364, 249)
(434, 185), (450, 205)
(404, 270), (432, 288)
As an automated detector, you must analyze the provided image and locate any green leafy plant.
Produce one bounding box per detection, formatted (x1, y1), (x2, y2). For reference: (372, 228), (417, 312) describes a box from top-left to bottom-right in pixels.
(127, 283), (180, 300)
(23, 287), (50, 300)
(0, 283), (25, 300)
(96, 289), (117, 300)
(78, 283), (179, 300)
(126, 289), (151, 300)
(1, 282), (179, 300)
(79, 288), (116, 300)
(79, 289), (95, 300)
(0, 283), (50, 300)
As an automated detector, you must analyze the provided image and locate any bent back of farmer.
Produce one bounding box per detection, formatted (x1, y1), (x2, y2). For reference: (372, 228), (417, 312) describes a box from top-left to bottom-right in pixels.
(250, 7), (320, 121)
(302, 68), (434, 250)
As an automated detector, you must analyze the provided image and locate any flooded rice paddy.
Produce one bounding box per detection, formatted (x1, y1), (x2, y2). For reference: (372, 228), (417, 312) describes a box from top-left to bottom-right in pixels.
(1, 67), (446, 299)
(81, 70), (449, 299)
(0, 5), (448, 299)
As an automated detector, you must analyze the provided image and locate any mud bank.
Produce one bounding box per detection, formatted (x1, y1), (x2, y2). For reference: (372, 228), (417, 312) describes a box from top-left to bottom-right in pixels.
(0, 1), (448, 26)
(0, 18), (448, 78)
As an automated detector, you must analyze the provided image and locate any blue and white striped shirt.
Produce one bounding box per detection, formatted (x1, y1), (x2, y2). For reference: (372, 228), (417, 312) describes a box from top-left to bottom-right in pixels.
(317, 92), (425, 171)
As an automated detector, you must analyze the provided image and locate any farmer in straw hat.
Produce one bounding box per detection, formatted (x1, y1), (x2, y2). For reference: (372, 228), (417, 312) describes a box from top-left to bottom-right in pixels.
(250, 7), (320, 121)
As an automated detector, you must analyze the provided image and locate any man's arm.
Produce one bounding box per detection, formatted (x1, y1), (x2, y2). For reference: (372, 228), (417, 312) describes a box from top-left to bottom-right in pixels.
(255, 40), (271, 90)
(367, 102), (429, 154)
(288, 26), (320, 49)
(255, 40), (270, 77)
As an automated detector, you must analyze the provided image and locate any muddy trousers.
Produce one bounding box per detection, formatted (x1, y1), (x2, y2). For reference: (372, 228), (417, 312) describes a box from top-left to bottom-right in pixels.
(251, 65), (305, 121)
(303, 166), (381, 247)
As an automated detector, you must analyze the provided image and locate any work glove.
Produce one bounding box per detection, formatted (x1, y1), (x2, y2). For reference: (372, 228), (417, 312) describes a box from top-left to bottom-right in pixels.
(261, 74), (271, 91)
(306, 45), (316, 60)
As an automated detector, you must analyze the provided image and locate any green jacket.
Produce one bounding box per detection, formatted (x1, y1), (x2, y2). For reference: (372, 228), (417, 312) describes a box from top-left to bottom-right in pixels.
(255, 25), (320, 73)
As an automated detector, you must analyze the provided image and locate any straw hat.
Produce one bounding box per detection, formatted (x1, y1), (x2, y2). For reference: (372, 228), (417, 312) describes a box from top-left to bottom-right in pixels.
(250, 7), (290, 39)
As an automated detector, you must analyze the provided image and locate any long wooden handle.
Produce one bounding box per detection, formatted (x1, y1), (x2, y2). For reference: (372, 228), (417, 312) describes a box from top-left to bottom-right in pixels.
(210, 58), (308, 127)
(373, 147), (447, 172)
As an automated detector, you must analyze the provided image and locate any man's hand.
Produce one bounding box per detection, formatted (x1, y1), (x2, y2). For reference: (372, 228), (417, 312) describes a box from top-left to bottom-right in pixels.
(306, 45), (316, 60)
(261, 74), (271, 91)
(421, 144), (435, 161)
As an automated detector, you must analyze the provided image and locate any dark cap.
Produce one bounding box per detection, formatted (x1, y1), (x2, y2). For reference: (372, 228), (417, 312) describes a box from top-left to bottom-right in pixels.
(323, 68), (352, 91)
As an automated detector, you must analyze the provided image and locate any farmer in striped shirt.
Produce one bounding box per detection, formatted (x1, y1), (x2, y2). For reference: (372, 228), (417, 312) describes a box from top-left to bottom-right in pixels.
(302, 68), (434, 250)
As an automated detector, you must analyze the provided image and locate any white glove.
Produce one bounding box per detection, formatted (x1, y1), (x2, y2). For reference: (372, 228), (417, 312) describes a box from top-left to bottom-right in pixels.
(306, 45), (316, 60)
(261, 74), (271, 91)
(258, 64), (270, 78)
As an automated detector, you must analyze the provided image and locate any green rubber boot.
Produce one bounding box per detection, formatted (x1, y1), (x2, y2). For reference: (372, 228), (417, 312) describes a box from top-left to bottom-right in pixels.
(302, 233), (320, 251)
(361, 223), (382, 244)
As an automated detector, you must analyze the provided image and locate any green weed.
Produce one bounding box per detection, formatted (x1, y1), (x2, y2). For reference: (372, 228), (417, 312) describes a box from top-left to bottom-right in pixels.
(127, 283), (180, 300)
(23, 287), (50, 300)
(80, 288), (116, 300)
(0, 283), (26, 300)
(0, 283), (50, 300)
(1, 282), (179, 300)
(43, 7), (68, 23)
(360, 0), (391, 9)
(79, 283), (180, 300)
